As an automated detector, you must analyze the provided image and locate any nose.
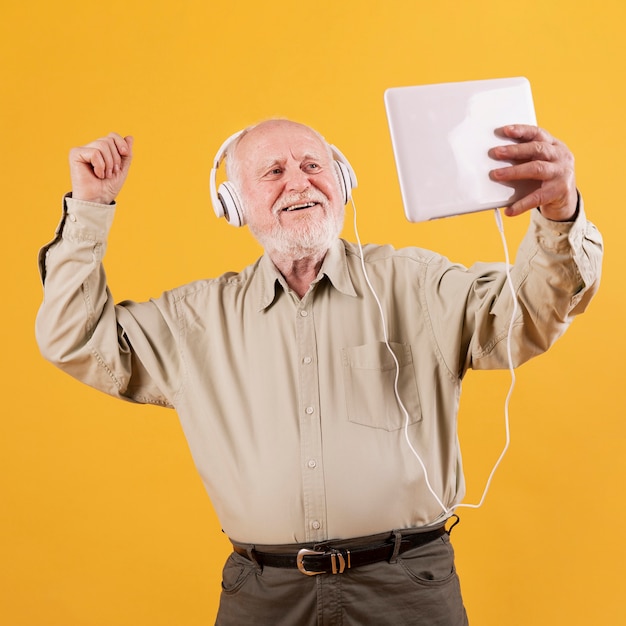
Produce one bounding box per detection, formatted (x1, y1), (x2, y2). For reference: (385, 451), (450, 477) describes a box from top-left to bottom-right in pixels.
(285, 165), (310, 193)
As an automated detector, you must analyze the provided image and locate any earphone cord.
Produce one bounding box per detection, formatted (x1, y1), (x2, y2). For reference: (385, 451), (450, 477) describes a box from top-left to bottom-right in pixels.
(350, 199), (518, 518)
(455, 209), (518, 511)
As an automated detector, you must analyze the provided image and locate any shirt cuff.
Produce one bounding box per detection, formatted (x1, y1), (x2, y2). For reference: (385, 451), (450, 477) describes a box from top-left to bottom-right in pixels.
(530, 192), (587, 253)
(38, 194), (118, 284)
(63, 192), (117, 240)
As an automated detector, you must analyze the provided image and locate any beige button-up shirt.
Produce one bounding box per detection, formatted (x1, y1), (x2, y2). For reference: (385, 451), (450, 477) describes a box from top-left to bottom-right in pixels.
(36, 196), (602, 544)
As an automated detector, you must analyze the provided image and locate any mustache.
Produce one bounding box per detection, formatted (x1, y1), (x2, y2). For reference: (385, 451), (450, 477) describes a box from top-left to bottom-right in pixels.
(272, 190), (329, 215)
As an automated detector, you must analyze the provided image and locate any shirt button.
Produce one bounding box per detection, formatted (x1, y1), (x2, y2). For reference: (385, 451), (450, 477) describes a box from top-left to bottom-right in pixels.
(68, 213), (77, 222)
(305, 406), (314, 415)
(303, 356), (312, 365)
(307, 459), (317, 469)
(300, 310), (309, 317)
(311, 520), (321, 530)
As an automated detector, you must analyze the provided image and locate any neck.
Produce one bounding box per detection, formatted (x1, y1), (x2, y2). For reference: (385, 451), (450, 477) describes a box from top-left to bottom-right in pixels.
(270, 249), (327, 299)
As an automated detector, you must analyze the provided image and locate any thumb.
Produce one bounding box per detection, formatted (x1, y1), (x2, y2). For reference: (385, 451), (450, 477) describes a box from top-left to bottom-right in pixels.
(119, 135), (134, 173)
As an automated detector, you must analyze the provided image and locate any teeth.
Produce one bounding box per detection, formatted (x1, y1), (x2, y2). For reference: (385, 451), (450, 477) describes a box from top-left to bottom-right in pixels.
(284, 202), (315, 212)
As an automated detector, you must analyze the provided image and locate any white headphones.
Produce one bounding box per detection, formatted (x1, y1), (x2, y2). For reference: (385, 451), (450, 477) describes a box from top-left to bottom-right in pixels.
(209, 129), (358, 227)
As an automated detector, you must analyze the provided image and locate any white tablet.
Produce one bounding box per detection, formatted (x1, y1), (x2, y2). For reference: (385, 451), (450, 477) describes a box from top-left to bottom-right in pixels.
(384, 77), (538, 222)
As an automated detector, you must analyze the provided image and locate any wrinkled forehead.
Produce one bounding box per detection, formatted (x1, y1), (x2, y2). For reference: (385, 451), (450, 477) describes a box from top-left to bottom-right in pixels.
(234, 120), (332, 165)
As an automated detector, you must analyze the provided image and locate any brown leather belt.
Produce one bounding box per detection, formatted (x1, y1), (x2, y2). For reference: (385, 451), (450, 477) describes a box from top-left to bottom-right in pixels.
(232, 526), (447, 576)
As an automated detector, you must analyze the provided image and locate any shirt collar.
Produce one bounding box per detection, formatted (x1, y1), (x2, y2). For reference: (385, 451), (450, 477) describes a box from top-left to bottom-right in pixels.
(256, 239), (357, 311)
(320, 238), (358, 298)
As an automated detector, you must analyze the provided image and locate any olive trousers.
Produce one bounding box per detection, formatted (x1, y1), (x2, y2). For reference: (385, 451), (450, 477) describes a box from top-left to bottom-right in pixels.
(216, 531), (468, 625)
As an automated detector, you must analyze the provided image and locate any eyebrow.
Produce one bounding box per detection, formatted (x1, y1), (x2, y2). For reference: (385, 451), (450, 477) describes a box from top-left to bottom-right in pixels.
(257, 151), (327, 174)
(257, 158), (283, 172)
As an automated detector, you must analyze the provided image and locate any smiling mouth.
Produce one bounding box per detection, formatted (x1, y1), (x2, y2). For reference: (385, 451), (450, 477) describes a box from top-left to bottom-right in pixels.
(283, 202), (318, 212)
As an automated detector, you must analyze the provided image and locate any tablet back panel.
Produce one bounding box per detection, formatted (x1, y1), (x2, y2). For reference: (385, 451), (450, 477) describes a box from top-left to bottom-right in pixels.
(384, 77), (538, 222)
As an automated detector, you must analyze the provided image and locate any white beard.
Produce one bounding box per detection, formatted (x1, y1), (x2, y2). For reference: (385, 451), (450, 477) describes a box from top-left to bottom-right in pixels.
(247, 191), (345, 261)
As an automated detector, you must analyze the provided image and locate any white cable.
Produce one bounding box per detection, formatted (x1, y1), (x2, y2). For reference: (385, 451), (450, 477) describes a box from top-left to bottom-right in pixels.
(455, 208), (518, 510)
(350, 200), (519, 517)
(350, 199), (448, 514)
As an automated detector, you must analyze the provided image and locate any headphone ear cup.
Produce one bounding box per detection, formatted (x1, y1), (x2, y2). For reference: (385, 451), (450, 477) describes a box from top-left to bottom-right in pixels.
(335, 160), (353, 205)
(217, 181), (245, 227)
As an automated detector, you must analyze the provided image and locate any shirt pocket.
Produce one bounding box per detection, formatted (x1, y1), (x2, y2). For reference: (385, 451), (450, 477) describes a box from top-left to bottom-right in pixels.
(341, 341), (422, 431)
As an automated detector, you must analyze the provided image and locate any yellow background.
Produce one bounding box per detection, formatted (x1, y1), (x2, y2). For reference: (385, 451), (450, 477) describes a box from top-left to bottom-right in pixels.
(1, 0), (623, 624)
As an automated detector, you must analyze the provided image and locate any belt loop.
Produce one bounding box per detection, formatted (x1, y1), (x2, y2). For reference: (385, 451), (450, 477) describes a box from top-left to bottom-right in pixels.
(245, 546), (263, 573)
(446, 514), (460, 535)
(389, 530), (403, 564)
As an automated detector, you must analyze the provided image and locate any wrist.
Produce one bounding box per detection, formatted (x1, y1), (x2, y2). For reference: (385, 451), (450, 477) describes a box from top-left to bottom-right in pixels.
(70, 191), (115, 206)
(540, 190), (580, 222)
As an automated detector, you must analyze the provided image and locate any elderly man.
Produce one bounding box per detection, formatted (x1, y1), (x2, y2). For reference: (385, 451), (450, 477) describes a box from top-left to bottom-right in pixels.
(36, 118), (602, 625)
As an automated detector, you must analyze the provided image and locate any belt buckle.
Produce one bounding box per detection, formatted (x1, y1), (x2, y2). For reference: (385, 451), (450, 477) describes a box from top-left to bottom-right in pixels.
(297, 548), (348, 576)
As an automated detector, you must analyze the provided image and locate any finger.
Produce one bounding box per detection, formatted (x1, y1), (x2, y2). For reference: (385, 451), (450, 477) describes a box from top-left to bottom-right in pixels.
(123, 135), (134, 154)
(106, 132), (133, 160)
(81, 138), (119, 178)
(99, 136), (128, 176)
(70, 145), (109, 179)
(491, 159), (558, 183)
(490, 140), (561, 164)
(86, 134), (132, 177)
(504, 179), (568, 218)
(496, 124), (555, 144)
(107, 134), (134, 177)
(504, 199), (535, 217)
(504, 188), (548, 217)
(119, 135), (134, 174)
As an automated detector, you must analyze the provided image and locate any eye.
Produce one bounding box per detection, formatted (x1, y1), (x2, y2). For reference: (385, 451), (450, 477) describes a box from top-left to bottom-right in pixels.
(263, 167), (283, 178)
(304, 162), (320, 171)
